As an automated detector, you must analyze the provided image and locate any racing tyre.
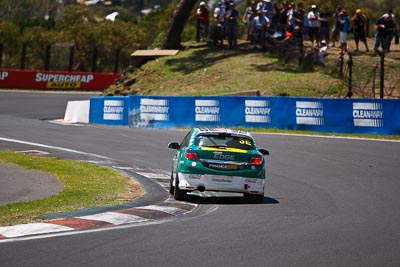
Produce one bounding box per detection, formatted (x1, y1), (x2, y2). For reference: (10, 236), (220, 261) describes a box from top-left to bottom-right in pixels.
(174, 175), (187, 201)
(244, 193), (264, 203)
(169, 172), (175, 195)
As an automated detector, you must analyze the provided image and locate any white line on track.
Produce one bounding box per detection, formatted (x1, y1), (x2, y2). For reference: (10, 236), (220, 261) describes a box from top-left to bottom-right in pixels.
(0, 137), (111, 159)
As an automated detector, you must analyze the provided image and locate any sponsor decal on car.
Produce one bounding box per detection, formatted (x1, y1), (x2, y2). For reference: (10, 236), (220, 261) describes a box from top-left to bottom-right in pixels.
(208, 163), (238, 170)
(211, 177), (233, 183)
(213, 152), (235, 160)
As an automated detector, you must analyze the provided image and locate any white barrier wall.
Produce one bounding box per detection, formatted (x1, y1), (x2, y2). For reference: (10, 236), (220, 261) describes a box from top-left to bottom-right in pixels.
(64, 100), (90, 123)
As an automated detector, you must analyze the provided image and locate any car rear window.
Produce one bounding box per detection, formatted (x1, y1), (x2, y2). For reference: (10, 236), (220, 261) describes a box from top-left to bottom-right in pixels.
(194, 134), (255, 150)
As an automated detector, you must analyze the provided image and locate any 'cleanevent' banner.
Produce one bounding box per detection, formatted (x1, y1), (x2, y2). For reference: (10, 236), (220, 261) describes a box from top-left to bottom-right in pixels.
(0, 69), (121, 90)
(89, 96), (400, 135)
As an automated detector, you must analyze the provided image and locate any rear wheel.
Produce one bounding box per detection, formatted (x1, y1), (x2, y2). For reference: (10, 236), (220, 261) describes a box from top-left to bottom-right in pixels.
(174, 175), (187, 201)
(169, 172), (175, 195)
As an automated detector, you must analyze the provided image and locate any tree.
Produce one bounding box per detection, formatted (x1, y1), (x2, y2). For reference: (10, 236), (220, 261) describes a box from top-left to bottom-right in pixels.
(0, 0), (60, 24)
(162, 0), (197, 49)
(0, 21), (20, 68)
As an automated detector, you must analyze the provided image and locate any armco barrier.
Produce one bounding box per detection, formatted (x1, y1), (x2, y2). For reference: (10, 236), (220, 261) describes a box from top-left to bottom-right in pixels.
(89, 96), (400, 135)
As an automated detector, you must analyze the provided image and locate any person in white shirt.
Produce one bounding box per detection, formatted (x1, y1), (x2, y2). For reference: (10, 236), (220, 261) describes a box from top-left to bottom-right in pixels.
(253, 10), (270, 44)
(307, 4), (320, 47)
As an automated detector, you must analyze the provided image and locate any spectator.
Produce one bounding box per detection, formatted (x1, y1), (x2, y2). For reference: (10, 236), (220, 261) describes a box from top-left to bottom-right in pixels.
(257, 0), (274, 20)
(226, 2), (239, 49)
(294, 2), (307, 41)
(214, 1), (226, 25)
(315, 39), (328, 65)
(279, 2), (290, 32)
(223, 0), (230, 12)
(339, 9), (349, 55)
(242, 1), (257, 40)
(331, 5), (343, 47)
(373, 13), (390, 54)
(197, 2), (210, 42)
(319, 6), (331, 47)
(269, 2), (281, 32)
(308, 4), (320, 47)
(351, 9), (369, 52)
(388, 9), (399, 47)
(252, 9), (270, 45)
(386, 9), (397, 52)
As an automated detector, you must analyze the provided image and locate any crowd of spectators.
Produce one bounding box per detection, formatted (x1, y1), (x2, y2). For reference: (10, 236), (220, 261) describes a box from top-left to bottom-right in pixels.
(196, 1), (399, 58)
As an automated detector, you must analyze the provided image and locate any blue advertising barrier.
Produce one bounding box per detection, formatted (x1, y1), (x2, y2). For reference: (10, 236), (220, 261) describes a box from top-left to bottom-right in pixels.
(89, 96), (129, 126)
(89, 95), (400, 135)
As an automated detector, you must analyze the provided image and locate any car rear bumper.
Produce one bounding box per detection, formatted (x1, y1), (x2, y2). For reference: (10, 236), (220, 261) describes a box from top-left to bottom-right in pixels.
(177, 173), (265, 195)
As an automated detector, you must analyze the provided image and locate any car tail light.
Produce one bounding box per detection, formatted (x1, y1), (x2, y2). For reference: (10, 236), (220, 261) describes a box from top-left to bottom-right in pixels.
(249, 156), (263, 165)
(184, 149), (199, 161)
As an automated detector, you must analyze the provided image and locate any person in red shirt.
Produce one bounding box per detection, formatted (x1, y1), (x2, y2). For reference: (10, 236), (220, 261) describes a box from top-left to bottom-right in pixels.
(197, 2), (210, 42)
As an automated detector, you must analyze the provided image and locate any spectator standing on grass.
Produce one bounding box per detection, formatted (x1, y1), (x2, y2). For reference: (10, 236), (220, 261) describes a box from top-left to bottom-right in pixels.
(257, 0), (274, 20)
(197, 2), (210, 42)
(388, 9), (399, 47)
(294, 2), (306, 41)
(253, 9), (269, 45)
(339, 9), (349, 55)
(242, 1), (257, 40)
(226, 2), (239, 49)
(351, 9), (369, 52)
(373, 13), (390, 54)
(279, 2), (290, 33)
(319, 6), (331, 47)
(331, 5), (343, 47)
(308, 4), (320, 47)
(386, 9), (397, 52)
(269, 2), (281, 33)
(214, 1), (226, 25)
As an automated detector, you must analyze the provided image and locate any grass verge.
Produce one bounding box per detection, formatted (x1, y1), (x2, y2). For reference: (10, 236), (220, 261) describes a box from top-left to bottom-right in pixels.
(0, 150), (143, 226)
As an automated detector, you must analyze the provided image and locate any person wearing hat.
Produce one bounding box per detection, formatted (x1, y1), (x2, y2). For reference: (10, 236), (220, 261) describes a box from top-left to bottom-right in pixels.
(197, 2), (210, 42)
(351, 9), (369, 52)
(225, 1), (239, 49)
(214, 1), (226, 24)
(242, 1), (257, 40)
(307, 4), (320, 47)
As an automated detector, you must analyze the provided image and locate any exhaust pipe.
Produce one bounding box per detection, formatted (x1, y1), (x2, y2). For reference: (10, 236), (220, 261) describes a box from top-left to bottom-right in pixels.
(197, 184), (206, 192)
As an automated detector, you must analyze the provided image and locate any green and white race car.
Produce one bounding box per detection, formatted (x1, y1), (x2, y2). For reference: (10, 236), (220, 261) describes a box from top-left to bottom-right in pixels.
(168, 128), (269, 202)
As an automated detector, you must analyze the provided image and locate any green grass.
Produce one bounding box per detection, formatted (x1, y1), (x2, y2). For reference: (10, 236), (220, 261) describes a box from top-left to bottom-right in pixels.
(0, 151), (143, 226)
(105, 38), (399, 98)
(105, 41), (341, 97)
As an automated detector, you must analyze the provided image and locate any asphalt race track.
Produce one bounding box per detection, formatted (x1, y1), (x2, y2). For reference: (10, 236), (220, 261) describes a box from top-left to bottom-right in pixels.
(0, 91), (399, 266)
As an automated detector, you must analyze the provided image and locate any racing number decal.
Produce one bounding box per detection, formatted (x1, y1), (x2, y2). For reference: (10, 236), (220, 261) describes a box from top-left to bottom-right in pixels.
(239, 138), (252, 146)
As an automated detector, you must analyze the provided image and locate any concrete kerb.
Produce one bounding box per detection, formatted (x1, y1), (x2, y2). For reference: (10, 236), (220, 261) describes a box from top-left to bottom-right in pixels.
(0, 165), (198, 240)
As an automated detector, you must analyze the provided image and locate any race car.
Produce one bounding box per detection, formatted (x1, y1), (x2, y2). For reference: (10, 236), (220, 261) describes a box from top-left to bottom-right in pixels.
(168, 128), (269, 202)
